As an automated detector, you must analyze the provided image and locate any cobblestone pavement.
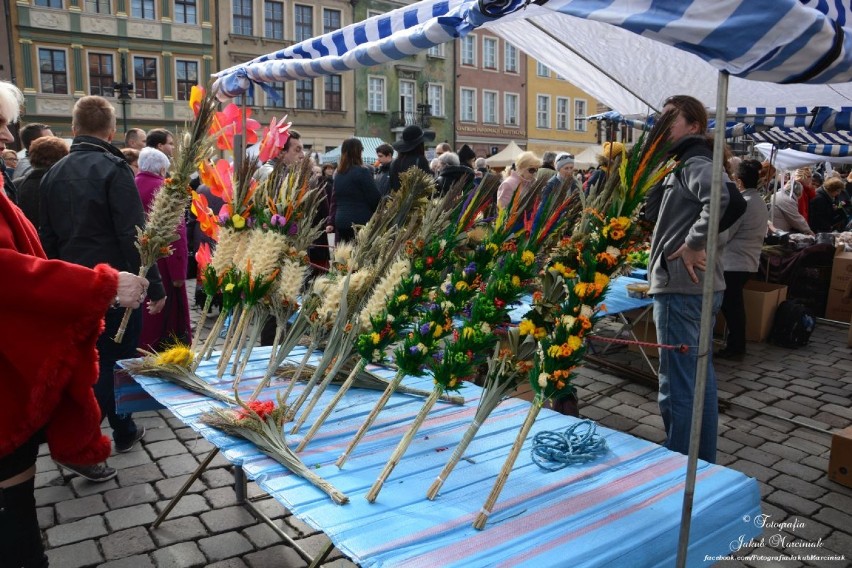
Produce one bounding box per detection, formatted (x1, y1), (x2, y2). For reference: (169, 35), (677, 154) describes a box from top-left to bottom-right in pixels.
(37, 286), (851, 567)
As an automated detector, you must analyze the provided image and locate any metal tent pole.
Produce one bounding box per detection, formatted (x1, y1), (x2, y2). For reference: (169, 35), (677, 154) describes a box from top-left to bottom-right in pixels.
(675, 70), (729, 568)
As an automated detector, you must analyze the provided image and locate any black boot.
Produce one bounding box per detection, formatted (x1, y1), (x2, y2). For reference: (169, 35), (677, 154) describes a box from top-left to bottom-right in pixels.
(0, 477), (49, 567)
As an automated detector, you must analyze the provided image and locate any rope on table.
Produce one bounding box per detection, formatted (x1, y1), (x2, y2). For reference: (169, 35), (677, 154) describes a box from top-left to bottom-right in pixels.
(531, 420), (609, 471)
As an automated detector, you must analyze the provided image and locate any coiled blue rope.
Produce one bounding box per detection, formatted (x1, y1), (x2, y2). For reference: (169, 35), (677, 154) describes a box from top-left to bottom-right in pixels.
(531, 420), (608, 471)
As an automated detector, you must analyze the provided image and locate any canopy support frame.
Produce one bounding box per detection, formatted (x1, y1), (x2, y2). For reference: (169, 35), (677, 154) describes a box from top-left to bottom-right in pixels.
(676, 70), (729, 568)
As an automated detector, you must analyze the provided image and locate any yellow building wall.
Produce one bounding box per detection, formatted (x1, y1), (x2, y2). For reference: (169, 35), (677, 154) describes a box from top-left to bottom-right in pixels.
(525, 59), (601, 159)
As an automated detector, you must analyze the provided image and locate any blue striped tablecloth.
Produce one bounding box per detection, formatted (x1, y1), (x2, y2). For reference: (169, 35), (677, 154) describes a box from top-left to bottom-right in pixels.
(508, 275), (654, 323)
(125, 346), (760, 567)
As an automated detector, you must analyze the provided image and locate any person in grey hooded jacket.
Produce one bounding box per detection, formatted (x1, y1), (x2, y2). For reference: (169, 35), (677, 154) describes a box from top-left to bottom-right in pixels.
(718, 159), (769, 360)
(643, 95), (730, 464)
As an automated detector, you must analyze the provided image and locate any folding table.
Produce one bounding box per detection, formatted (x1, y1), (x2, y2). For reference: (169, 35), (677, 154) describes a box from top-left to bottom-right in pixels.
(126, 346), (761, 567)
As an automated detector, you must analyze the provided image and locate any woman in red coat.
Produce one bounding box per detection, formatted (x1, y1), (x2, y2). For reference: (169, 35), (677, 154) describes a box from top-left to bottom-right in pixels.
(135, 147), (192, 349)
(0, 80), (149, 567)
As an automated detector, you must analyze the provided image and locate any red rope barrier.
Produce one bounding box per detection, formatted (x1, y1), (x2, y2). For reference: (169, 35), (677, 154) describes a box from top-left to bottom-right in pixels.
(587, 334), (689, 353)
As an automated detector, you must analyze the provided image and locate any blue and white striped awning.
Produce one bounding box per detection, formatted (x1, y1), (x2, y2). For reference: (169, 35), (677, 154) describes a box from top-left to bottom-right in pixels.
(214, 0), (852, 113)
(751, 126), (852, 156)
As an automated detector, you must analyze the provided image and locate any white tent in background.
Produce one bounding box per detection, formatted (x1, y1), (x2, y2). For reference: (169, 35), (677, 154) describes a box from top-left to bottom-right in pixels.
(573, 146), (602, 169)
(484, 141), (524, 168)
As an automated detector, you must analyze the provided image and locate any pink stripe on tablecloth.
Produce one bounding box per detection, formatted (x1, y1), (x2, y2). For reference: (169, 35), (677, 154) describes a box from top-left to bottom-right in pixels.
(364, 445), (659, 558)
(494, 469), (717, 567)
(396, 454), (687, 567)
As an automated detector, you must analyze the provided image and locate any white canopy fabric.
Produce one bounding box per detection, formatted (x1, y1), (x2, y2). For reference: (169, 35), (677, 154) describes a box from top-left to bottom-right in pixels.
(573, 146), (602, 169)
(754, 142), (852, 170)
(484, 141), (524, 167)
(213, 0), (852, 117)
(485, 4), (852, 115)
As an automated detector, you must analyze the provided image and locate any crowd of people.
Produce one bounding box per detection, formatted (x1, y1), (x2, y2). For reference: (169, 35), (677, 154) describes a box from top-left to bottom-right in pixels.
(0, 81), (151, 567)
(766, 166), (852, 235)
(5, 79), (852, 566)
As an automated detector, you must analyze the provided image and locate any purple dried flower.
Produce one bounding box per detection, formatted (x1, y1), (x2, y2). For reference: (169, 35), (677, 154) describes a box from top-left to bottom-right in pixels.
(419, 322), (431, 336)
(464, 262), (477, 277)
(288, 223), (298, 235)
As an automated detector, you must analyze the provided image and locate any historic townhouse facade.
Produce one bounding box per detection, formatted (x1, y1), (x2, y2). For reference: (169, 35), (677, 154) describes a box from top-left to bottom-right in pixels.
(9, 0), (216, 138)
(455, 30), (527, 159)
(525, 59), (600, 158)
(353, 0), (455, 151)
(218, 0), (355, 155)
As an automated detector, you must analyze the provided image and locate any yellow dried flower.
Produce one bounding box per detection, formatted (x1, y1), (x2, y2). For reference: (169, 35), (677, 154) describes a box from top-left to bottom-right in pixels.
(154, 345), (194, 368)
(518, 319), (536, 336)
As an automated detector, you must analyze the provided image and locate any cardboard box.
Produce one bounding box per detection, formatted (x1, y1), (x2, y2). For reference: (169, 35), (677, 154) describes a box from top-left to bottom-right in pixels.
(742, 280), (788, 342)
(830, 250), (852, 292)
(826, 275), (852, 322)
(825, 287), (852, 322)
(848, 314), (852, 348)
(829, 426), (852, 489)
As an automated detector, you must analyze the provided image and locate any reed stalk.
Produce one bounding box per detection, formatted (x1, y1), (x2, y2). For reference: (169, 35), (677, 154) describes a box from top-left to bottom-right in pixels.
(336, 369), (403, 468)
(190, 295), (213, 353)
(234, 309), (268, 388)
(216, 304), (245, 374)
(113, 265), (147, 342)
(274, 338), (317, 403)
(472, 399), (542, 530)
(295, 358), (366, 451)
(194, 310), (227, 369)
(289, 345), (353, 435)
(366, 388), (442, 503)
(228, 306), (255, 376)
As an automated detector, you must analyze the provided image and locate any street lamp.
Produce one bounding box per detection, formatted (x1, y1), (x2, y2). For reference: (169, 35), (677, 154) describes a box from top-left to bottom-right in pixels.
(113, 53), (134, 134)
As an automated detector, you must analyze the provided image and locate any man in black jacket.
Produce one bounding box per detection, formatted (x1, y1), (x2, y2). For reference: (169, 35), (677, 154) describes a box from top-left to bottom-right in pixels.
(374, 143), (393, 197)
(39, 96), (166, 479)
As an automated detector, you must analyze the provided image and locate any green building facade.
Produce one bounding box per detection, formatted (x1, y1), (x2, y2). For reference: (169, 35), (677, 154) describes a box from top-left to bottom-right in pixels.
(353, 0), (455, 152)
(10, 0), (215, 140)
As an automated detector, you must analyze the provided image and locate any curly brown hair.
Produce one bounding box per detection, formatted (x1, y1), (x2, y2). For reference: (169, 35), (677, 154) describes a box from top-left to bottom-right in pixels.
(28, 136), (69, 169)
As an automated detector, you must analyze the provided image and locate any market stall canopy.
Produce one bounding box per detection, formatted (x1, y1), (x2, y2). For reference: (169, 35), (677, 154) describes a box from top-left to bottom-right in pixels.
(484, 141), (523, 168)
(589, 110), (852, 158)
(751, 127), (852, 157)
(213, 0), (852, 116)
(321, 137), (387, 165)
(573, 146), (602, 169)
(755, 142), (852, 170)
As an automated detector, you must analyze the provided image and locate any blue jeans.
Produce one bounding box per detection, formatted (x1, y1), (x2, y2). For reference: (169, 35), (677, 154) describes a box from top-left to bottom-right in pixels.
(653, 292), (722, 464)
